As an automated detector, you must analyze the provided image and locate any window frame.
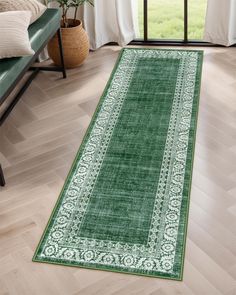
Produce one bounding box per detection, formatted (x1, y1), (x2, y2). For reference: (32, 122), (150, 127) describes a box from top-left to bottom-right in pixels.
(131, 0), (213, 46)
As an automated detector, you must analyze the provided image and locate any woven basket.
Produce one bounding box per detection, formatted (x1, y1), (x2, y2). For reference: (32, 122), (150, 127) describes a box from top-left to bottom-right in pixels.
(48, 19), (89, 69)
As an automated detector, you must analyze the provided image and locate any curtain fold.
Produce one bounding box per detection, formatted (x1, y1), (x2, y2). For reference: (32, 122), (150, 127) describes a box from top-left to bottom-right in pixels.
(204, 0), (236, 46)
(38, 0), (49, 61)
(78, 0), (138, 50)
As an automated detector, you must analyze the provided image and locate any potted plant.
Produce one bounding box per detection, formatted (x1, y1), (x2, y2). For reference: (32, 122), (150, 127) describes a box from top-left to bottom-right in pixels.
(46, 0), (94, 68)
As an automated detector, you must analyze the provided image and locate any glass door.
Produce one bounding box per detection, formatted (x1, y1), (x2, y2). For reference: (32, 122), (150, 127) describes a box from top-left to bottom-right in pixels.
(148, 0), (184, 40)
(188, 0), (207, 39)
(137, 0), (207, 42)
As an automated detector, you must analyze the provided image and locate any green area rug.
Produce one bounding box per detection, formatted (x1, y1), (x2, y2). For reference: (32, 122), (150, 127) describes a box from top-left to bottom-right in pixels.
(33, 48), (203, 280)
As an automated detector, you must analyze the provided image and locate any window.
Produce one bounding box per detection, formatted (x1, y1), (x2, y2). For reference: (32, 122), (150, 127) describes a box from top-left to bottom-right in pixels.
(137, 0), (207, 41)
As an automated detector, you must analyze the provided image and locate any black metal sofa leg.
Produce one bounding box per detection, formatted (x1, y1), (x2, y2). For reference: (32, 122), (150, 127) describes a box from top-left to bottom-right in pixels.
(0, 164), (5, 187)
(57, 29), (67, 79)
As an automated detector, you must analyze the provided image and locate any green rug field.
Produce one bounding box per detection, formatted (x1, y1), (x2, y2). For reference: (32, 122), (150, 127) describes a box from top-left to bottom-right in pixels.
(33, 48), (203, 280)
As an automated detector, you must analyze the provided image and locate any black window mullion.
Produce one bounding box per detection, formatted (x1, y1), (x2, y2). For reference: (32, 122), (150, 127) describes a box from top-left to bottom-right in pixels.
(144, 0), (148, 41)
(184, 0), (188, 42)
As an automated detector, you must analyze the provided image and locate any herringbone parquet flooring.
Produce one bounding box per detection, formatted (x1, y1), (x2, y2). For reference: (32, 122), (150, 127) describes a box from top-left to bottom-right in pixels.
(0, 46), (236, 295)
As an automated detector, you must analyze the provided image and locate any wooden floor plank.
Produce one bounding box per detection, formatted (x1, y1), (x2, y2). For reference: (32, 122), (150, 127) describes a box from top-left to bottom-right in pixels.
(0, 46), (236, 294)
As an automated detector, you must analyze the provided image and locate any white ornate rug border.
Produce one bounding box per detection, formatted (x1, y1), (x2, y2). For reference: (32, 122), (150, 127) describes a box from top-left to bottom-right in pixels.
(33, 48), (203, 280)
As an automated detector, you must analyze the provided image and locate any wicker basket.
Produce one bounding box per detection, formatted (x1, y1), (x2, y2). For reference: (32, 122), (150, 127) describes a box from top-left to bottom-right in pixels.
(48, 19), (89, 69)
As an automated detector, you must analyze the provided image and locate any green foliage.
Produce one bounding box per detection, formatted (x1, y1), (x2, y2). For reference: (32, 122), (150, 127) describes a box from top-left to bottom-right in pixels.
(47, 0), (94, 27)
(70, 0), (94, 7)
(47, 0), (93, 8)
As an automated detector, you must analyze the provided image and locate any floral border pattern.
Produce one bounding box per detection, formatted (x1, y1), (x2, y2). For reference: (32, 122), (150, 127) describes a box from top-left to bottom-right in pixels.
(35, 49), (199, 276)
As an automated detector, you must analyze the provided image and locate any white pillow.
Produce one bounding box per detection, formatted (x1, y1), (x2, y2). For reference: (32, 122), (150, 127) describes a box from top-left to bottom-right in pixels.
(0, 11), (35, 59)
(0, 0), (47, 24)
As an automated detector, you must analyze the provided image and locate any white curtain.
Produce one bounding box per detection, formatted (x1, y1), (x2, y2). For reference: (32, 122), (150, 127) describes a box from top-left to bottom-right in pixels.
(78, 0), (138, 50)
(204, 0), (236, 46)
(38, 0), (49, 61)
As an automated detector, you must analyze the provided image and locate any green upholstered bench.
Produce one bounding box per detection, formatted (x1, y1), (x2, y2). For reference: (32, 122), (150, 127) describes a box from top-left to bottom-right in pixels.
(0, 8), (67, 186)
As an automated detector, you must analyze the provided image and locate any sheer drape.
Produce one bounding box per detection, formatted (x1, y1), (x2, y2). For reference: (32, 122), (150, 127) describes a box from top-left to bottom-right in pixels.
(204, 0), (236, 46)
(77, 0), (138, 50)
(38, 0), (49, 61)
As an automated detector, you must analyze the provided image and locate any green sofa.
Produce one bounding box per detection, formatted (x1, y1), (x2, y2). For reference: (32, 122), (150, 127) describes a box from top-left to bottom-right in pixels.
(0, 8), (66, 186)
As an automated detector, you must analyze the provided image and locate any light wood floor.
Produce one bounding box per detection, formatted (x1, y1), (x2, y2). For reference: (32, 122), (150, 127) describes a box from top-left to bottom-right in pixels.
(0, 46), (236, 295)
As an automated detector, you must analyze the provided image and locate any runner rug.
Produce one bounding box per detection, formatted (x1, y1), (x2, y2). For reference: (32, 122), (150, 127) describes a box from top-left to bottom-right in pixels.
(33, 48), (203, 280)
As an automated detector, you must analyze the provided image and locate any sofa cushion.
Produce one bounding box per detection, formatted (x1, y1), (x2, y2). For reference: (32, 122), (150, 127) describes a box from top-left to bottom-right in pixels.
(0, 11), (34, 59)
(0, 9), (61, 102)
(0, 0), (47, 24)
